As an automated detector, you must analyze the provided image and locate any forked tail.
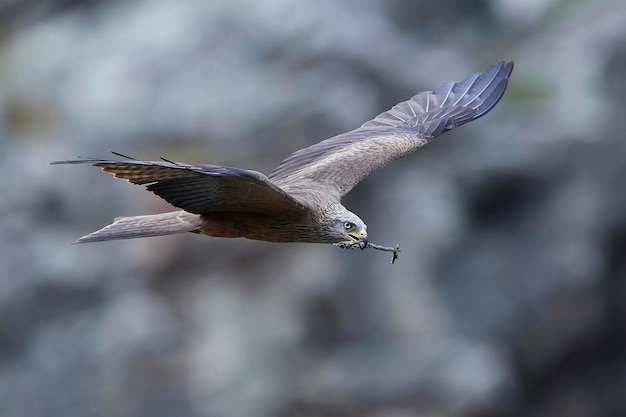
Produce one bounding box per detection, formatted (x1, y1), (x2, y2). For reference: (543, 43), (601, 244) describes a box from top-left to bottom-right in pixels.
(74, 210), (202, 243)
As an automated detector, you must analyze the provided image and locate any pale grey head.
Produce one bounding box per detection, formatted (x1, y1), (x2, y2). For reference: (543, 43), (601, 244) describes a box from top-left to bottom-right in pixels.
(318, 203), (368, 245)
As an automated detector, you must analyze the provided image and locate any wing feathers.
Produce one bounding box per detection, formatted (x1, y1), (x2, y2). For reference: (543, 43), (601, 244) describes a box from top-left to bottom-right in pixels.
(52, 156), (308, 215)
(270, 60), (513, 196)
(361, 60), (513, 130)
(54, 61), (513, 214)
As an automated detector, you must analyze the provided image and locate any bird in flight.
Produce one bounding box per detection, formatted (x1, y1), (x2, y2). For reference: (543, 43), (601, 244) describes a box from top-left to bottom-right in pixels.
(53, 60), (513, 263)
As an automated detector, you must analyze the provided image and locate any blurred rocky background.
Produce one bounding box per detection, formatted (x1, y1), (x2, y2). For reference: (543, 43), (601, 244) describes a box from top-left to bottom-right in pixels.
(1, 0), (626, 416)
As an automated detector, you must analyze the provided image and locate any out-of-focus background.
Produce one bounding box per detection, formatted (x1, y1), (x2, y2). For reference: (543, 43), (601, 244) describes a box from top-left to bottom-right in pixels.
(2, 0), (626, 416)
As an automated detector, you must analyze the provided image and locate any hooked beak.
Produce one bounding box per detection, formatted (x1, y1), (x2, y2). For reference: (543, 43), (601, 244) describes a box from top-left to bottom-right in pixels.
(346, 228), (368, 249)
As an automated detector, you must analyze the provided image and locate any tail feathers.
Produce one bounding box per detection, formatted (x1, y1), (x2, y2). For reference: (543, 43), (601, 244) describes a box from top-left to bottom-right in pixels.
(75, 210), (202, 243)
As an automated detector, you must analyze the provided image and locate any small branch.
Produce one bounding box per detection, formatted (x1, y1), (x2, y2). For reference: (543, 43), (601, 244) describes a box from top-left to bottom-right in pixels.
(334, 241), (402, 264)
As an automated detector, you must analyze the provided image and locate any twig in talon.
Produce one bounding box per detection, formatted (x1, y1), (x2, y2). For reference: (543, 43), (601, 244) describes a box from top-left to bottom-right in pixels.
(334, 241), (401, 264)
(366, 242), (401, 264)
(334, 240), (363, 250)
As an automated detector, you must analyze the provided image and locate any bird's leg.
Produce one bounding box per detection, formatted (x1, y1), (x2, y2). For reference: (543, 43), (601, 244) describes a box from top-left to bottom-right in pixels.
(334, 241), (402, 264)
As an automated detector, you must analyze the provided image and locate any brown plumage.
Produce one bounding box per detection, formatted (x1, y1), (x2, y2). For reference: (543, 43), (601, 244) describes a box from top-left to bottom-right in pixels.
(52, 60), (514, 249)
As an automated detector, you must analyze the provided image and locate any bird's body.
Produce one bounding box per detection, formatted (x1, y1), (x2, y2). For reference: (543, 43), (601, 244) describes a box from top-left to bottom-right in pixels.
(52, 61), (514, 255)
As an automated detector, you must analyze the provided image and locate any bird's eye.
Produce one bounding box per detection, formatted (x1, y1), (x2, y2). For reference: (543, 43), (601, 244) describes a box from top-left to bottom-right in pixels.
(344, 222), (354, 230)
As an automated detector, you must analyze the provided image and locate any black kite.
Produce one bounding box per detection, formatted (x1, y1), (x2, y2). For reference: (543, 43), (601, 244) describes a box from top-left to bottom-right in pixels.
(53, 61), (514, 262)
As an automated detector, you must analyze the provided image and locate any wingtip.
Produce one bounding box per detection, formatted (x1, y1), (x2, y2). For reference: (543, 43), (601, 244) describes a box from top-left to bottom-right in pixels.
(50, 160), (76, 165)
(50, 157), (99, 165)
(468, 59), (515, 118)
(483, 60), (514, 81)
(497, 60), (515, 78)
(51, 152), (139, 166)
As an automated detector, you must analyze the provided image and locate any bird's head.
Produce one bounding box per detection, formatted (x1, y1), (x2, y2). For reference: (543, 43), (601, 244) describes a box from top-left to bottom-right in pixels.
(324, 205), (368, 247)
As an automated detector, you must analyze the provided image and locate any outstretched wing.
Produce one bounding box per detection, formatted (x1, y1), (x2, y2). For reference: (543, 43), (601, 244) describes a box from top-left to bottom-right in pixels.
(51, 155), (309, 215)
(269, 60), (513, 197)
